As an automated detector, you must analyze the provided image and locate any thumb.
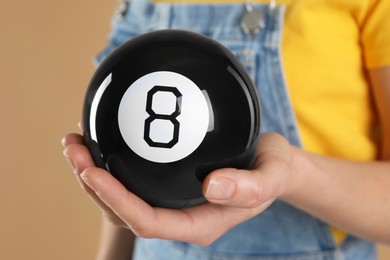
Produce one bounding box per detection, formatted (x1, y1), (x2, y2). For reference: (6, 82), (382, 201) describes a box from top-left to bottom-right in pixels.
(203, 132), (293, 208)
(202, 168), (276, 208)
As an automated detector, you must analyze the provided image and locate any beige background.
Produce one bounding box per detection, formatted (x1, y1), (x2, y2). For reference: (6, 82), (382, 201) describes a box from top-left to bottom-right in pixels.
(0, 0), (389, 259)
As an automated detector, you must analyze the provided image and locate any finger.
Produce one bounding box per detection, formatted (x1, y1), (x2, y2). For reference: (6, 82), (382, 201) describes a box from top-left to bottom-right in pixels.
(202, 168), (279, 208)
(80, 167), (157, 236)
(61, 133), (84, 147)
(203, 133), (292, 208)
(80, 167), (127, 227)
(63, 143), (95, 174)
(63, 143), (127, 226)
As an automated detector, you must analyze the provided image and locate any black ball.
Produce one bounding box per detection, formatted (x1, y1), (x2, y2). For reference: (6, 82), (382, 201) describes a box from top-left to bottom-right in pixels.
(83, 30), (261, 208)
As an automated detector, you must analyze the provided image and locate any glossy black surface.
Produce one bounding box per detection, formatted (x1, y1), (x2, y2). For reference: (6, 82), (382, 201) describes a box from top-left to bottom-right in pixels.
(83, 30), (261, 208)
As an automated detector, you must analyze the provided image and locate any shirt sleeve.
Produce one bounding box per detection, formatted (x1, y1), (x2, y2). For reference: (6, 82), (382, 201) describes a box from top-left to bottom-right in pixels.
(361, 0), (390, 69)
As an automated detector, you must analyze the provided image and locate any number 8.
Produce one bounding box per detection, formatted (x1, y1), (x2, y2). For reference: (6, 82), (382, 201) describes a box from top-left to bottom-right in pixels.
(144, 86), (182, 148)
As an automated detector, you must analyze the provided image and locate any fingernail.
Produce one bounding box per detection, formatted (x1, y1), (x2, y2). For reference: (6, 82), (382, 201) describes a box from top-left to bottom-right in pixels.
(205, 176), (235, 200)
(78, 121), (83, 131)
(63, 149), (76, 173)
(61, 137), (67, 147)
(80, 172), (96, 190)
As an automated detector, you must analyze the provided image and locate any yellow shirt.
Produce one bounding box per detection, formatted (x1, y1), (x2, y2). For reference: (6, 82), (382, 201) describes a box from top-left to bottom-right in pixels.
(280, 0), (390, 243)
(283, 0), (390, 158)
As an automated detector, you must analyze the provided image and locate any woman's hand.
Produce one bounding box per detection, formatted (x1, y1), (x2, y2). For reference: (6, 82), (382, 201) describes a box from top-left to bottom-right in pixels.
(62, 132), (293, 246)
(63, 66), (390, 248)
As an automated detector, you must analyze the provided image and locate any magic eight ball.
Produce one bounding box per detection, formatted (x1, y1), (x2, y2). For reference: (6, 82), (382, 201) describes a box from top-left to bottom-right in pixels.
(83, 30), (261, 208)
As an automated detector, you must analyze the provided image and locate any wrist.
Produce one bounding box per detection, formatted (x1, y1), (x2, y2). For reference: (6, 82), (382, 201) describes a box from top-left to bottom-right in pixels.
(278, 146), (313, 203)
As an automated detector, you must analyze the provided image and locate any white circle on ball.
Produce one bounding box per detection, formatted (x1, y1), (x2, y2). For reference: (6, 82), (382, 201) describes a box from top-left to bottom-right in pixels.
(118, 71), (210, 163)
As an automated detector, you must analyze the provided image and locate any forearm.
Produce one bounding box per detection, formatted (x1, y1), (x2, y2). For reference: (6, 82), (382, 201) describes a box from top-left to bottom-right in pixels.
(96, 218), (135, 260)
(283, 146), (390, 243)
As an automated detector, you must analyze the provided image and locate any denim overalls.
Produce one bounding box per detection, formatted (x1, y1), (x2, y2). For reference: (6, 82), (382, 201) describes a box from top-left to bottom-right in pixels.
(95, 0), (376, 259)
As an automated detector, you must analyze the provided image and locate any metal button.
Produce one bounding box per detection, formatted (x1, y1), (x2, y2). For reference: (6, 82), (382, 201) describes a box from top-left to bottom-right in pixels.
(116, 0), (130, 21)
